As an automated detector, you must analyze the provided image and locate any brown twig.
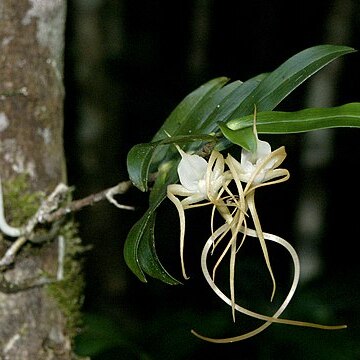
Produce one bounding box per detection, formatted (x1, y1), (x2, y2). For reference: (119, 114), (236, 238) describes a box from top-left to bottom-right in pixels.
(0, 180), (134, 272)
(41, 180), (134, 224)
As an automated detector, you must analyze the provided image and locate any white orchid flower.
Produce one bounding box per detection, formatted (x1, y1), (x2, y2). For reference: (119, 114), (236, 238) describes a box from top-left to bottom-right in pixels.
(167, 145), (232, 279)
(167, 134), (346, 343)
(177, 149), (208, 196)
(238, 138), (273, 183)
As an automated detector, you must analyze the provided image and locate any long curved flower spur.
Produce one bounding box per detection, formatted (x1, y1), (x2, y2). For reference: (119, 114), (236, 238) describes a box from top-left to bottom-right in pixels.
(166, 140), (279, 312)
(167, 133), (346, 342)
(167, 145), (232, 279)
(200, 131), (346, 342)
(193, 129), (346, 342)
(201, 140), (289, 324)
(193, 227), (346, 343)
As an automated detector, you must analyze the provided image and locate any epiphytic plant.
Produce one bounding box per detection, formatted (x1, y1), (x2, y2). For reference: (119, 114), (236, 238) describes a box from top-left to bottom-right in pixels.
(123, 45), (360, 341)
(166, 119), (346, 342)
(1, 44), (358, 345)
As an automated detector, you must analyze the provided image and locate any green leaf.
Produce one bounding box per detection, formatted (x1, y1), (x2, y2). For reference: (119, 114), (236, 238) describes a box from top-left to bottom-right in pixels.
(149, 75), (267, 167)
(217, 45), (356, 151)
(221, 102), (360, 146)
(137, 212), (181, 285)
(219, 122), (257, 152)
(152, 77), (229, 142)
(127, 134), (216, 192)
(150, 77), (229, 167)
(124, 211), (180, 285)
(124, 160), (181, 284)
(219, 45), (356, 151)
(127, 142), (158, 192)
(127, 75), (267, 192)
(148, 158), (179, 206)
(125, 44), (357, 285)
(200, 74), (266, 127)
(128, 45), (356, 191)
(227, 44), (356, 117)
(172, 75), (263, 136)
(124, 211), (152, 282)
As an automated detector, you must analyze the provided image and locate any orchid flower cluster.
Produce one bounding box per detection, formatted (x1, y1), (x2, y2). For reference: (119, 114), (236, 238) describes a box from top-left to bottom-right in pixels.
(167, 126), (346, 342)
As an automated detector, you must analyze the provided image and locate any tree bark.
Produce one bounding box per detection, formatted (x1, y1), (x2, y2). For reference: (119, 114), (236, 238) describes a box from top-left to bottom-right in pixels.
(0, 1), (83, 358)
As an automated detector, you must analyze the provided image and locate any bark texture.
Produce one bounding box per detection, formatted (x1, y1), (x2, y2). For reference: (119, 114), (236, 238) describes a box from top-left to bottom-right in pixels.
(0, 1), (81, 358)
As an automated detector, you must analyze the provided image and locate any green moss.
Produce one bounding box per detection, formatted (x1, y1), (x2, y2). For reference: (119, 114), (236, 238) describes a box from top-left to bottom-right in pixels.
(2, 174), (44, 227)
(47, 220), (87, 341)
(2, 174), (87, 346)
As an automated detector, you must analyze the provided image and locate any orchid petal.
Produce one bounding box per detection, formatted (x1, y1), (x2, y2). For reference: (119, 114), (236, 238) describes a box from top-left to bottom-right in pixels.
(177, 149), (208, 193)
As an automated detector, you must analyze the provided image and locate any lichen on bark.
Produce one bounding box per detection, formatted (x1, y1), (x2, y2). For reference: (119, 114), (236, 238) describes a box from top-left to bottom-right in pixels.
(0, 0), (66, 190)
(0, 1), (85, 358)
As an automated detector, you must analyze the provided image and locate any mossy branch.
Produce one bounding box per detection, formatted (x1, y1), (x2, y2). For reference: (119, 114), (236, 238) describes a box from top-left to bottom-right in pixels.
(0, 178), (135, 272)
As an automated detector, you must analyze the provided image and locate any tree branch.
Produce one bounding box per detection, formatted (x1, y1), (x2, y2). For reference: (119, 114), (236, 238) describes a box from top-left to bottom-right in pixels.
(41, 180), (134, 224)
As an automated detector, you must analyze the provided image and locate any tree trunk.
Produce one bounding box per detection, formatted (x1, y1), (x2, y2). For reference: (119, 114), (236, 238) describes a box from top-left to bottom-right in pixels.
(0, 1), (84, 358)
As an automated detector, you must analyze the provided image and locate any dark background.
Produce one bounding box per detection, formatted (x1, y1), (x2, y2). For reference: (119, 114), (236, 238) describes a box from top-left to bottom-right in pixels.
(63, 1), (360, 359)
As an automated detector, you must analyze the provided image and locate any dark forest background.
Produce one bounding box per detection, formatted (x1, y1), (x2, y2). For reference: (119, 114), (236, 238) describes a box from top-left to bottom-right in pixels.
(63, 1), (360, 359)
